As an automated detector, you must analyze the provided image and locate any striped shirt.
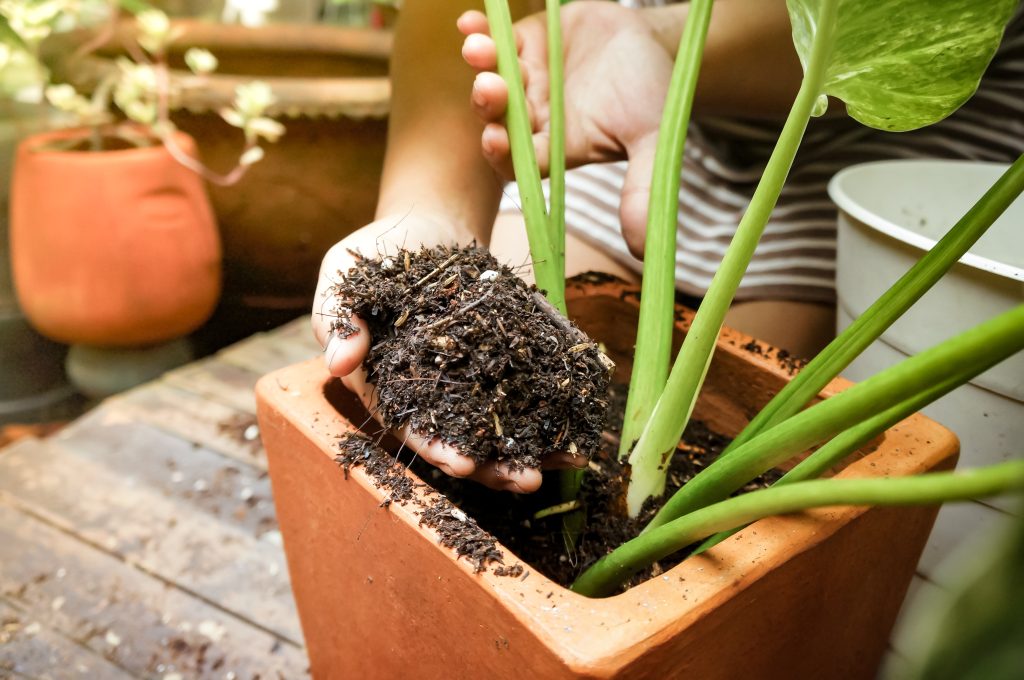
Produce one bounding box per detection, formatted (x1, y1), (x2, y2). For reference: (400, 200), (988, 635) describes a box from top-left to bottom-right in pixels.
(500, 6), (1024, 303)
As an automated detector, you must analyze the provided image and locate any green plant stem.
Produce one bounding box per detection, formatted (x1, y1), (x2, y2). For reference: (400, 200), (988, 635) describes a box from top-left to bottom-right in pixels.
(625, 0), (837, 515)
(572, 460), (1024, 597)
(694, 373), (960, 553)
(721, 153), (1024, 458)
(117, 0), (155, 13)
(483, 0), (564, 313)
(617, 0), (715, 462)
(545, 0), (565, 286)
(644, 304), (1024, 531)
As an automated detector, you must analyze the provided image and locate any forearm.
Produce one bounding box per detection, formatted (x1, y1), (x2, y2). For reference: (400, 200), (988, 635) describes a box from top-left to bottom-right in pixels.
(376, 0), (541, 242)
(644, 0), (803, 119)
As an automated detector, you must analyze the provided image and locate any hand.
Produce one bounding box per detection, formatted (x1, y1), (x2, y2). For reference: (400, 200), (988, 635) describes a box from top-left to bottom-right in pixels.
(458, 2), (675, 258)
(312, 212), (585, 492)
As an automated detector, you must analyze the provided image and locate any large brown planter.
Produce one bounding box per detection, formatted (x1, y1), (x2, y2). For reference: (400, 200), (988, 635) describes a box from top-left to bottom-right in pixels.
(43, 20), (391, 313)
(255, 279), (958, 679)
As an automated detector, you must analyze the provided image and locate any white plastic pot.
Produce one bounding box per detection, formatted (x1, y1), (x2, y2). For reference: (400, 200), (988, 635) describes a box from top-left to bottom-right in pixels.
(830, 159), (1024, 675)
(829, 160), (1023, 484)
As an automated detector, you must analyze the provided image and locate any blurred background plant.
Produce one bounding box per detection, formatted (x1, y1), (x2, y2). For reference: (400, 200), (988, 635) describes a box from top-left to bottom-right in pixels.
(0, 0), (284, 183)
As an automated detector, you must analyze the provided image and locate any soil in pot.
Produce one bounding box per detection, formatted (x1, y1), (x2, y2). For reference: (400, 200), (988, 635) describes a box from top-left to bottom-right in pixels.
(323, 245), (784, 592)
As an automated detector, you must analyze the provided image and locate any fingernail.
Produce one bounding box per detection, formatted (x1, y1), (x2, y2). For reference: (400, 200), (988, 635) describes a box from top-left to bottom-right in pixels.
(472, 83), (487, 109)
(325, 333), (344, 360)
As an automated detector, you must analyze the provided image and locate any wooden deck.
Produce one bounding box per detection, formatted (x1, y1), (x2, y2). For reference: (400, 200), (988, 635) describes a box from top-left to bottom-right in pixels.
(1, 312), (1015, 678)
(0, 317), (321, 679)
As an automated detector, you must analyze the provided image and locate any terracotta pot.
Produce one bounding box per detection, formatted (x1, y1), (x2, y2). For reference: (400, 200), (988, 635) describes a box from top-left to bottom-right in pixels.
(43, 20), (391, 313)
(10, 128), (220, 347)
(255, 279), (958, 679)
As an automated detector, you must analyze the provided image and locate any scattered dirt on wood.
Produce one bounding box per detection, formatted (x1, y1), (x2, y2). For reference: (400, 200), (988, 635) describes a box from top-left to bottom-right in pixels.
(216, 413), (262, 455)
(327, 244), (611, 472)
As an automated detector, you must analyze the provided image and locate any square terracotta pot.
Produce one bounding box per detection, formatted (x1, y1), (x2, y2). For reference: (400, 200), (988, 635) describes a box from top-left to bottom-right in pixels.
(256, 279), (957, 679)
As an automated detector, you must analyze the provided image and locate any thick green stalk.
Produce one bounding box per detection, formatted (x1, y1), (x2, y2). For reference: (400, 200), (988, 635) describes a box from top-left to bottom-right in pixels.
(625, 0), (838, 515)
(483, 0), (564, 313)
(694, 373), (961, 553)
(644, 304), (1024, 531)
(546, 0), (565, 285)
(722, 153), (1024, 458)
(572, 460), (1024, 597)
(618, 0), (714, 462)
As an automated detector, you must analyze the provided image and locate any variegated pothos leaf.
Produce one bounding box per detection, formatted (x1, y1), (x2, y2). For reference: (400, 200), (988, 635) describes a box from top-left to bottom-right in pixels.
(787, 0), (1018, 131)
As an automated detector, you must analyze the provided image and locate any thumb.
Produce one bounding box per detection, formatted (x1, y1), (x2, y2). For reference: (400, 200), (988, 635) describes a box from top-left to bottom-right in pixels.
(618, 131), (661, 260)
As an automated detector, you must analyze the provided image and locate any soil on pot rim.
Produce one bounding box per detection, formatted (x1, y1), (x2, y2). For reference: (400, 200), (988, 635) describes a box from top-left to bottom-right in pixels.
(326, 244), (612, 471)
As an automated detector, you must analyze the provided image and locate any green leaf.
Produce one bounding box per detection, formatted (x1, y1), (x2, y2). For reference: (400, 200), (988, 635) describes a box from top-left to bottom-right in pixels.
(787, 0), (1018, 131)
(0, 14), (30, 53)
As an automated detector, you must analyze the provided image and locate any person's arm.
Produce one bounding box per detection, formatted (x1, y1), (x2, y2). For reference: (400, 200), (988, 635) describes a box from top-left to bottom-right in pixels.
(311, 0), (555, 493)
(644, 0), (803, 119)
(375, 0), (542, 239)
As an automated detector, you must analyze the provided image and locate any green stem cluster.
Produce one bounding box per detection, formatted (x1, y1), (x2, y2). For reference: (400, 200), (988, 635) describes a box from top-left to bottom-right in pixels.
(482, 0), (565, 313)
(645, 304), (1024, 532)
(572, 460), (1024, 597)
(618, 0), (715, 464)
(625, 0), (838, 516)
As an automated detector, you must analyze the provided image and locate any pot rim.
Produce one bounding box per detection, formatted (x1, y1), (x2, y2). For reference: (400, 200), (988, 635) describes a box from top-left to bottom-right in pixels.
(828, 159), (1024, 281)
(18, 126), (197, 160)
(41, 19), (391, 120)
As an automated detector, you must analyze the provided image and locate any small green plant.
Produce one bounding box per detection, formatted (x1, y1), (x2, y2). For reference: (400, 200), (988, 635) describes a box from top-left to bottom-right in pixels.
(0, 0), (283, 184)
(484, 0), (1024, 595)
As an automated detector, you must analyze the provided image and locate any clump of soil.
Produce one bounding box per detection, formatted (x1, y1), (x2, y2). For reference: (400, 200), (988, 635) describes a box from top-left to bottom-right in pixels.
(336, 383), (783, 592)
(327, 244), (612, 471)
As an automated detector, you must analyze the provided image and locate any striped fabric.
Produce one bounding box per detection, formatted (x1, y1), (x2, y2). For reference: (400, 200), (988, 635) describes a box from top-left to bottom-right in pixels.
(500, 6), (1024, 303)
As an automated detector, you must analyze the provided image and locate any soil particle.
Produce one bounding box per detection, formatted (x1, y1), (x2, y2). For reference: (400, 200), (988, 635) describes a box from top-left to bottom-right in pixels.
(327, 244), (611, 471)
(336, 432), (505, 572)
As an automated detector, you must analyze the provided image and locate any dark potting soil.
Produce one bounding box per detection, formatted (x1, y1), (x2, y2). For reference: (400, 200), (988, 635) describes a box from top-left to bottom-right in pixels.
(335, 382), (784, 592)
(326, 244), (611, 471)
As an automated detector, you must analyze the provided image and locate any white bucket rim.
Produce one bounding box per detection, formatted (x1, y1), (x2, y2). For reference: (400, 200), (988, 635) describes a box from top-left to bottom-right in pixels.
(828, 159), (1024, 282)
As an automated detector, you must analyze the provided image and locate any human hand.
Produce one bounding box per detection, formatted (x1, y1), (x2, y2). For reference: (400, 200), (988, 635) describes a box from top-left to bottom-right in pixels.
(458, 2), (675, 257)
(312, 212), (586, 492)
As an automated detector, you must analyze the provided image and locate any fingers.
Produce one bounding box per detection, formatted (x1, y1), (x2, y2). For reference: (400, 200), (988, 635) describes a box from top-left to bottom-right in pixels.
(313, 244), (370, 378)
(343, 365), (547, 493)
(471, 71), (508, 123)
(469, 461), (542, 493)
(457, 10), (525, 54)
(461, 31), (497, 72)
(542, 451), (589, 470)
(323, 315), (370, 378)
(481, 123), (513, 177)
(618, 131), (661, 260)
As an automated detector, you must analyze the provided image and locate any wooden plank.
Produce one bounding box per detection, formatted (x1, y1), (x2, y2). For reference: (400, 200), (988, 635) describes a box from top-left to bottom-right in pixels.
(0, 502), (308, 679)
(216, 318), (321, 376)
(0, 600), (134, 679)
(0, 436), (302, 644)
(101, 383), (266, 471)
(160, 357), (260, 414)
(51, 408), (274, 536)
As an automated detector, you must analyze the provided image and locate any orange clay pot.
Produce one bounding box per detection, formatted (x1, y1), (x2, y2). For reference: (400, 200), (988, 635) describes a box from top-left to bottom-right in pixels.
(10, 127), (220, 347)
(256, 278), (958, 680)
